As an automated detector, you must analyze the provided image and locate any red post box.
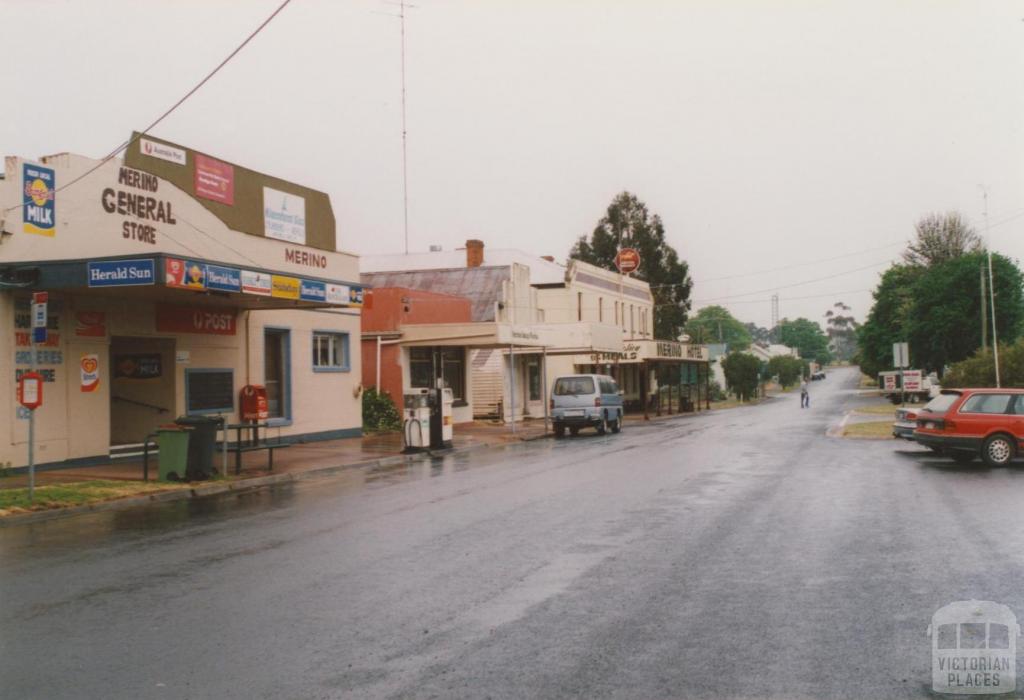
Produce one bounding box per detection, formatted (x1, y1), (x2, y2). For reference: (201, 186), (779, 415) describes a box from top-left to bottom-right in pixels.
(240, 384), (268, 421)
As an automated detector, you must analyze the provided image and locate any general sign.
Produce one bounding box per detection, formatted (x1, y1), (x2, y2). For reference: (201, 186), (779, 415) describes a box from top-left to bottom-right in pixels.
(23, 163), (55, 237)
(87, 259), (155, 287)
(155, 304), (237, 335)
(17, 372), (43, 410)
(263, 187), (306, 244)
(615, 248), (641, 274)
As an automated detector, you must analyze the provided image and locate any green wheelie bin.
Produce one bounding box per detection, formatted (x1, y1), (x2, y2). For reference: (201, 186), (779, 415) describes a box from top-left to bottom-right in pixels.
(157, 426), (191, 482)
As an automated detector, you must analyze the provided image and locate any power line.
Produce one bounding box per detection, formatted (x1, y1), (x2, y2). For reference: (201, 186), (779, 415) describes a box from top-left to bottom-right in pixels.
(691, 241), (903, 285)
(692, 258), (895, 304)
(6, 0), (294, 215)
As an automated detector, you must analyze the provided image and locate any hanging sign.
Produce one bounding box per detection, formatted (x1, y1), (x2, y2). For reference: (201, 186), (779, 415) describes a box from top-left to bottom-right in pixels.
(241, 270), (272, 296)
(22, 163), (56, 237)
(271, 275), (300, 300)
(165, 258), (207, 290)
(615, 248), (641, 275)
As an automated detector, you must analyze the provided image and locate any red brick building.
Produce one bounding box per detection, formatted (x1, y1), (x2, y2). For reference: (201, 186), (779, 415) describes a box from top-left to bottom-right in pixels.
(361, 287), (473, 409)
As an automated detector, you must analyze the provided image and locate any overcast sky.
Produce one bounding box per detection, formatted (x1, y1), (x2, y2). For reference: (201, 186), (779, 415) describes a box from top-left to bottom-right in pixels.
(3, 1), (1022, 329)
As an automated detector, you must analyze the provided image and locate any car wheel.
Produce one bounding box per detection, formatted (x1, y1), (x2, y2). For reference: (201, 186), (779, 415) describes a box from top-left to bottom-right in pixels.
(597, 416), (608, 435)
(611, 414), (621, 434)
(928, 445), (944, 454)
(554, 422), (565, 438)
(983, 434), (1015, 467)
(950, 450), (976, 464)
(569, 426), (580, 437)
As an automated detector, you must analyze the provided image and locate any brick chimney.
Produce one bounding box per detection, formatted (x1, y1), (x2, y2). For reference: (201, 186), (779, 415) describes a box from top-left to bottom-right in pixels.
(466, 239), (484, 268)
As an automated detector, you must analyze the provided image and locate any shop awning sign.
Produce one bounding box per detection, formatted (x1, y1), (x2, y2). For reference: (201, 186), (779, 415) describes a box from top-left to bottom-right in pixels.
(271, 275), (301, 300)
(299, 279), (326, 302)
(165, 258), (206, 290)
(241, 269), (272, 296)
(87, 259), (155, 287)
(205, 264), (241, 292)
(326, 283), (350, 305)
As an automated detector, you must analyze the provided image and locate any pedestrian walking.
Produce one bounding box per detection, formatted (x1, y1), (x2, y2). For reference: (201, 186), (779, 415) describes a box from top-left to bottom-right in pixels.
(800, 378), (809, 408)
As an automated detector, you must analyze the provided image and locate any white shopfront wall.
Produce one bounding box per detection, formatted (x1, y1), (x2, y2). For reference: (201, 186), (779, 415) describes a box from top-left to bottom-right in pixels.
(0, 144), (364, 470)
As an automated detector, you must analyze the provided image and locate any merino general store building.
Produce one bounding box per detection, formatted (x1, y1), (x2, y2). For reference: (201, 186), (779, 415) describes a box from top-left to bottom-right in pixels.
(0, 134), (364, 470)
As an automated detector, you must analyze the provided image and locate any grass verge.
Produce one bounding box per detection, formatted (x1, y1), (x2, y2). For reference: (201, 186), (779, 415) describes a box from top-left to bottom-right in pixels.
(841, 420), (894, 439)
(0, 480), (190, 516)
(854, 402), (899, 416)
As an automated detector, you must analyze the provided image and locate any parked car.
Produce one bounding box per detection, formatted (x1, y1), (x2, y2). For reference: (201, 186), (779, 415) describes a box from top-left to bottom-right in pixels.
(550, 374), (624, 437)
(893, 406), (918, 440)
(912, 388), (1024, 466)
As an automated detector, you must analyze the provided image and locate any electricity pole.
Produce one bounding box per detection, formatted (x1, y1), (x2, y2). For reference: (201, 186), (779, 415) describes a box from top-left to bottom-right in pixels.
(981, 186), (1000, 387)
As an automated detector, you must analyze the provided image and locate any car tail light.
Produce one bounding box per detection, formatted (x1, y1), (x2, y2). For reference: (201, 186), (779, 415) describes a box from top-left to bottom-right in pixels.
(907, 412), (917, 421)
(594, 397), (602, 407)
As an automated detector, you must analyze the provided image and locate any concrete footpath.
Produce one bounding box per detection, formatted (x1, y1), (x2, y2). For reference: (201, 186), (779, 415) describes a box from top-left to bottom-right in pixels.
(0, 412), (708, 526)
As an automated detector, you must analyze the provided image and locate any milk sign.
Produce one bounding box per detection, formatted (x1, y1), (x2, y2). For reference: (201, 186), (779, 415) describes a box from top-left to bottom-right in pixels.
(23, 163), (55, 237)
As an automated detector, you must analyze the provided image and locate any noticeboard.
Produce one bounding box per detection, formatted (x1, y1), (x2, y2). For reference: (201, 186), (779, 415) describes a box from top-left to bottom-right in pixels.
(185, 369), (234, 414)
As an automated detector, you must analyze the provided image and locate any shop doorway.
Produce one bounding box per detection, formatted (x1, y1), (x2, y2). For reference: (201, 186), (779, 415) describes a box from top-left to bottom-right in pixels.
(110, 336), (176, 445)
(264, 328), (291, 420)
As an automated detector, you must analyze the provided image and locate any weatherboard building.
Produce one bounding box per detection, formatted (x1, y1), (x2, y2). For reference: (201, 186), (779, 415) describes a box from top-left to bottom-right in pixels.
(0, 134), (364, 471)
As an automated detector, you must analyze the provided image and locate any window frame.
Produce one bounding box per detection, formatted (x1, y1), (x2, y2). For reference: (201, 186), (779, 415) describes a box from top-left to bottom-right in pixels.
(311, 330), (351, 373)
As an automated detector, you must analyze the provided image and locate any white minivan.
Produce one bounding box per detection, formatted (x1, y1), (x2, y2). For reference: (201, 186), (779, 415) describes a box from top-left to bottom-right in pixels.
(550, 374), (624, 437)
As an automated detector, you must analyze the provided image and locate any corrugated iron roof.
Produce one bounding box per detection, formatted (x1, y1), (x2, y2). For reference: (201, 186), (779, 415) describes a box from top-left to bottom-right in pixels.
(361, 266), (510, 322)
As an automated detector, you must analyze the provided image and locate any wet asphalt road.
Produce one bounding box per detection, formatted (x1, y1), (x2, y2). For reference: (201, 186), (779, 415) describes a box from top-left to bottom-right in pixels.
(4, 366), (1024, 699)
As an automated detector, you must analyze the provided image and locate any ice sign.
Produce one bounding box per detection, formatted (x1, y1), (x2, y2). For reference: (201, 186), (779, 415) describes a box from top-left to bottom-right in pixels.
(929, 600), (1019, 694)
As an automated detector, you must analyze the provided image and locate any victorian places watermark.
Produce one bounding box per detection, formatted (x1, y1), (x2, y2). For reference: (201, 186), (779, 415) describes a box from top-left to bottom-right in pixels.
(929, 600), (1020, 695)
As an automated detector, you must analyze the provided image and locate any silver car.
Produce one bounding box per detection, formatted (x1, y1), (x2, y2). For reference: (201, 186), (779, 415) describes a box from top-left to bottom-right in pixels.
(550, 374), (624, 437)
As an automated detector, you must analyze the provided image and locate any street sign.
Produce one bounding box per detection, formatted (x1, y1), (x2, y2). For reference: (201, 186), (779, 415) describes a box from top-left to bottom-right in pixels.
(893, 342), (909, 368)
(17, 372), (43, 410)
(615, 248), (641, 274)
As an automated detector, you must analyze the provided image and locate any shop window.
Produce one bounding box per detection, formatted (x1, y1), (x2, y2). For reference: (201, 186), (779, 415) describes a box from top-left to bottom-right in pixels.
(185, 368), (234, 415)
(527, 360), (541, 401)
(264, 328), (291, 421)
(409, 347), (434, 389)
(312, 331), (350, 372)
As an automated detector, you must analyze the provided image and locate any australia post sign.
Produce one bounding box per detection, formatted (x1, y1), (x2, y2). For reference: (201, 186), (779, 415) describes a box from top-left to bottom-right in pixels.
(155, 304), (237, 336)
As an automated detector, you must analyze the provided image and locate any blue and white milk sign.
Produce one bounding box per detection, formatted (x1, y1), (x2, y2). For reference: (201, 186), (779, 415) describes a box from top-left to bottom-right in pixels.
(930, 600), (1020, 694)
(23, 163), (56, 237)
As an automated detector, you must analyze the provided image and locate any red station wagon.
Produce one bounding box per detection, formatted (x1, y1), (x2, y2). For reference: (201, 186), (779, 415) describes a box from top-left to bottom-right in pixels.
(913, 388), (1024, 467)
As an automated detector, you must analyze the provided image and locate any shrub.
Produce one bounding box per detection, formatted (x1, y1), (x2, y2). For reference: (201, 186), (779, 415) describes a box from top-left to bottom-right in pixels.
(721, 352), (761, 401)
(943, 340), (1024, 388)
(362, 388), (402, 432)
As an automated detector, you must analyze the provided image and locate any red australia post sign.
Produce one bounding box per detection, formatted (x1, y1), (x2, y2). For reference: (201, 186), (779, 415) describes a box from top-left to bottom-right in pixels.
(194, 154), (235, 205)
(155, 304), (237, 336)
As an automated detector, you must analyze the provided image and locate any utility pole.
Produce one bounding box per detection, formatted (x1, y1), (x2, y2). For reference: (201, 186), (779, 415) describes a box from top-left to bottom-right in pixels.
(400, 0), (410, 254)
(981, 186), (1001, 386)
(981, 264), (988, 350)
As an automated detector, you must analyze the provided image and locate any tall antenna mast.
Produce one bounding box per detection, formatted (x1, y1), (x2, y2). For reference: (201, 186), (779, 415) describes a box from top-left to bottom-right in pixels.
(400, 0), (410, 254)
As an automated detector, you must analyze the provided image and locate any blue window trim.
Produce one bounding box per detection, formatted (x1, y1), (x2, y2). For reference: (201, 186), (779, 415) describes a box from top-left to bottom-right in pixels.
(184, 368), (235, 416)
(264, 326), (292, 427)
(312, 329), (351, 373)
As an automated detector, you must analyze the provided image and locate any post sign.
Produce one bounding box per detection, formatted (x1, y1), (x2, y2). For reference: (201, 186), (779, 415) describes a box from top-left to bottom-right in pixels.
(31, 292), (48, 344)
(17, 372), (43, 410)
(893, 342), (909, 368)
(615, 248), (641, 275)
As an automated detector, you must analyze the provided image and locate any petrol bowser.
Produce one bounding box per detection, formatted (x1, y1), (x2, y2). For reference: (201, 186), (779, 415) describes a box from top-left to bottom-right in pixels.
(428, 387), (454, 449)
(403, 389), (431, 451)
(240, 385), (269, 421)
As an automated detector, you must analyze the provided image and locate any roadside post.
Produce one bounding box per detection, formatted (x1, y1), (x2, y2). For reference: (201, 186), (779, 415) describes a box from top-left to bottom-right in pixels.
(25, 291), (48, 501)
(893, 342), (909, 406)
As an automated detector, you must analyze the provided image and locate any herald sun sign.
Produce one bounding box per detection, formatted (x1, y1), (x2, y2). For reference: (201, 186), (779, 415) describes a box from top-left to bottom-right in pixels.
(18, 372), (43, 410)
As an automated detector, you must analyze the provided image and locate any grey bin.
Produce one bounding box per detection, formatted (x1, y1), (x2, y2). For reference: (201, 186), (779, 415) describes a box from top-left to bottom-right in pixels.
(174, 415), (222, 480)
